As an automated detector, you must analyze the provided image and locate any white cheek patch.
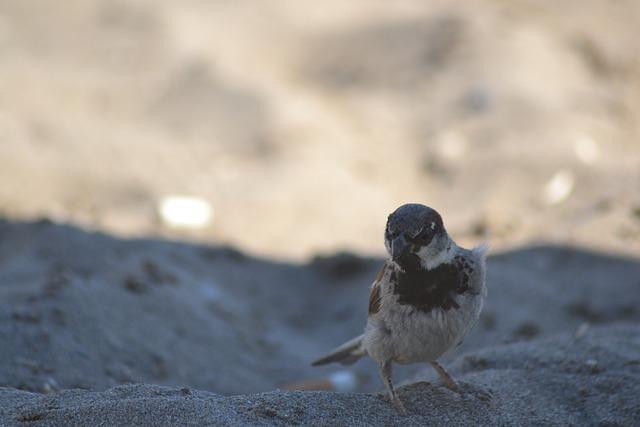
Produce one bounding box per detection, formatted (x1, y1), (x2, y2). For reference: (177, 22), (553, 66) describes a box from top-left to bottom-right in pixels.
(416, 238), (455, 270)
(416, 244), (435, 260)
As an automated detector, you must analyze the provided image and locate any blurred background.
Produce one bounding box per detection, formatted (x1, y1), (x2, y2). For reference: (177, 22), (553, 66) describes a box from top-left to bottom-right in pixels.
(2, 2), (640, 410)
(0, 0), (639, 260)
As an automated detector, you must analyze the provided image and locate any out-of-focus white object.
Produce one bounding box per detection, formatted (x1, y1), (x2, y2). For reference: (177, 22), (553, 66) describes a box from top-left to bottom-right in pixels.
(437, 130), (467, 160)
(328, 370), (358, 392)
(575, 322), (590, 339)
(542, 170), (574, 205)
(42, 377), (59, 394)
(573, 136), (599, 164)
(159, 196), (213, 229)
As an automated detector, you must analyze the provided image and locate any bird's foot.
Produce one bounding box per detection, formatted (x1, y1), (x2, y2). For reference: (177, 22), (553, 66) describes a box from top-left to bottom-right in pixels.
(431, 361), (464, 395)
(472, 388), (493, 402)
(391, 397), (407, 416)
(444, 381), (493, 402)
(378, 393), (407, 415)
(442, 381), (492, 402)
(441, 377), (462, 394)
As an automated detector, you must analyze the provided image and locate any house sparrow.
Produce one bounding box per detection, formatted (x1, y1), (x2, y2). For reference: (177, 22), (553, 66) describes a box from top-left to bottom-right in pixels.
(312, 203), (487, 414)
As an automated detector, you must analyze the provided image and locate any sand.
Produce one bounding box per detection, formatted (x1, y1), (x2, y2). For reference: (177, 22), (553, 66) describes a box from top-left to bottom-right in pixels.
(1, 325), (638, 426)
(1, 1), (639, 425)
(1, 220), (639, 425)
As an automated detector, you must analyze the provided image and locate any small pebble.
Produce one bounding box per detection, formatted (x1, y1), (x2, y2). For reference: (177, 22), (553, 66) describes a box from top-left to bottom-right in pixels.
(575, 322), (590, 339)
(585, 359), (600, 374)
(42, 377), (59, 393)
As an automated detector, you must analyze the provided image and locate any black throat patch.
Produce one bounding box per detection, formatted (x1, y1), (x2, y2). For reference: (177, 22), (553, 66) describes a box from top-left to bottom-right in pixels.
(392, 255), (472, 313)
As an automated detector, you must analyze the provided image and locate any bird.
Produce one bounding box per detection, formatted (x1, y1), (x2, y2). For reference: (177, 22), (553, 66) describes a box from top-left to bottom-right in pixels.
(311, 203), (487, 414)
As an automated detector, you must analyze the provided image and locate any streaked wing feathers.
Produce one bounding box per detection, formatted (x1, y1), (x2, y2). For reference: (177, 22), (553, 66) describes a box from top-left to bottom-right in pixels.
(368, 264), (386, 315)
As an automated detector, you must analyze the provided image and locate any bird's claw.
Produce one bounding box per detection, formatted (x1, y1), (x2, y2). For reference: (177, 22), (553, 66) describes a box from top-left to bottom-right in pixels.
(391, 397), (407, 416)
(473, 389), (493, 402)
(378, 393), (408, 415)
(442, 380), (462, 394)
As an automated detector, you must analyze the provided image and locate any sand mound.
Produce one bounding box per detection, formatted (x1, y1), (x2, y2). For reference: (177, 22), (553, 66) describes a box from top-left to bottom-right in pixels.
(0, 220), (639, 425)
(2, 324), (638, 426)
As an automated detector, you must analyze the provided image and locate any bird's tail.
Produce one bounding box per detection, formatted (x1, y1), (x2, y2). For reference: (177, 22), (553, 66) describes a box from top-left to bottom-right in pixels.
(311, 334), (367, 366)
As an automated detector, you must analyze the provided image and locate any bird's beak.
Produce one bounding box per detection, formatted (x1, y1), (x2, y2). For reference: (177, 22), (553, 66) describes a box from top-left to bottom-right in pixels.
(391, 235), (409, 260)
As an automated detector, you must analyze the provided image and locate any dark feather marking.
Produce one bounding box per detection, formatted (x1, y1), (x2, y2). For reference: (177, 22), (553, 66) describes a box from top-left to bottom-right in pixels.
(368, 265), (386, 315)
(392, 257), (472, 313)
(368, 284), (381, 315)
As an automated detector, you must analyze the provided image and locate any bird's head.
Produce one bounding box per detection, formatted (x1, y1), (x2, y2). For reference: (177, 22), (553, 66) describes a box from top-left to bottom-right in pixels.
(384, 203), (450, 270)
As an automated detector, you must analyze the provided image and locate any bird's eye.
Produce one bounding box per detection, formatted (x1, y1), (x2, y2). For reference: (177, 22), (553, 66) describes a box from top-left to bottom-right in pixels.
(415, 226), (432, 241)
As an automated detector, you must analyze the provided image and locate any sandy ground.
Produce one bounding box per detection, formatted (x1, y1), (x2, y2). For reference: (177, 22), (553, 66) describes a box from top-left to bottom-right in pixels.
(2, 317), (639, 425)
(1, 0), (639, 425)
(0, 220), (639, 425)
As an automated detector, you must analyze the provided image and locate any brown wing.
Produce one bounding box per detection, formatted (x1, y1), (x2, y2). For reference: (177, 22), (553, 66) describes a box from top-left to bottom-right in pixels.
(368, 264), (386, 315)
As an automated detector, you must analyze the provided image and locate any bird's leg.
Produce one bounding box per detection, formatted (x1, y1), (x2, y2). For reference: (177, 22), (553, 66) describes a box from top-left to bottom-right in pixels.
(430, 361), (461, 393)
(379, 360), (406, 415)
